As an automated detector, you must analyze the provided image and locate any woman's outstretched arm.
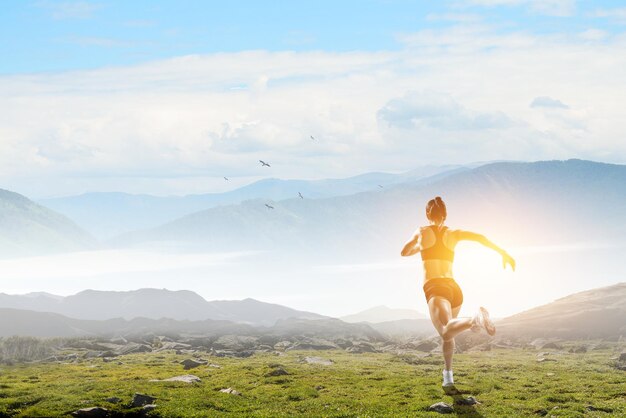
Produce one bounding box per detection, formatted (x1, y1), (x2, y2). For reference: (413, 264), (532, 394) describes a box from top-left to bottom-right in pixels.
(456, 230), (516, 271)
(401, 229), (421, 257)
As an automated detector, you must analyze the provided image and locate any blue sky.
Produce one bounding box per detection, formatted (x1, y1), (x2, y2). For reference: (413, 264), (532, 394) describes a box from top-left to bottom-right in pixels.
(3, 0), (626, 74)
(1, 0), (626, 198)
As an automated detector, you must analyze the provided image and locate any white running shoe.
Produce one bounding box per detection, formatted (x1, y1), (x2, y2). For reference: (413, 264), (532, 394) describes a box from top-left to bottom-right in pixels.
(442, 369), (454, 387)
(472, 306), (496, 336)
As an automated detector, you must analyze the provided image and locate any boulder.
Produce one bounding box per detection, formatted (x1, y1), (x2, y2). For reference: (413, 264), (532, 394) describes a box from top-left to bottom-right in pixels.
(220, 387), (242, 396)
(266, 367), (289, 377)
(273, 341), (292, 351)
(130, 393), (156, 408)
(70, 407), (109, 417)
(455, 396), (480, 405)
(345, 341), (378, 354)
(303, 356), (333, 366)
(213, 335), (258, 350)
(428, 402), (454, 413)
(151, 374), (201, 384)
(287, 339), (339, 351)
(180, 358), (207, 370)
(116, 343), (152, 356)
(211, 349), (254, 358)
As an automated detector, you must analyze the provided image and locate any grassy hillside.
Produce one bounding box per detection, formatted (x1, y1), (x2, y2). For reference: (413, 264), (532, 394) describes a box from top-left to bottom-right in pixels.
(0, 346), (623, 417)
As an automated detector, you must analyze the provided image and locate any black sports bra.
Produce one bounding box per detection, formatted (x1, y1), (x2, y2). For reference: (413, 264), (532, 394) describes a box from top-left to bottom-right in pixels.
(420, 225), (455, 262)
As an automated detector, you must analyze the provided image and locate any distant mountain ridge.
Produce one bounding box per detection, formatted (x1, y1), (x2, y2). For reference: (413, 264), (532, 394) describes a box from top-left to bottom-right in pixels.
(115, 159), (626, 258)
(0, 288), (325, 326)
(0, 188), (94, 257)
(2, 282), (623, 340)
(39, 164), (468, 238)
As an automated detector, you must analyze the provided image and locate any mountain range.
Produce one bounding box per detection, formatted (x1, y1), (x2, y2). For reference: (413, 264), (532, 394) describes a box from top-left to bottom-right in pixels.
(0, 288), (323, 326)
(0, 189), (94, 257)
(113, 159), (626, 259)
(40, 164), (468, 238)
(0, 282), (624, 340)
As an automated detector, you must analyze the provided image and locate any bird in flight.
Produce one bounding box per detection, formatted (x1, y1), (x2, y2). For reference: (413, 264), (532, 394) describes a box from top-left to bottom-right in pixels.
(310, 135), (315, 141)
(224, 176), (229, 181)
(259, 160), (271, 167)
(378, 185), (384, 188)
(265, 203), (274, 209)
(298, 192), (304, 199)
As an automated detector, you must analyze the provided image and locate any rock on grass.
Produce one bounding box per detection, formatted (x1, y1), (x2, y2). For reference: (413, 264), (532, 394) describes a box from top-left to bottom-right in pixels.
(130, 393), (156, 408)
(428, 402), (454, 413)
(150, 374), (201, 383)
(180, 358), (207, 370)
(303, 356), (333, 366)
(455, 396), (480, 405)
(220, 387), (242, 396)
(70, 407), (109, 417)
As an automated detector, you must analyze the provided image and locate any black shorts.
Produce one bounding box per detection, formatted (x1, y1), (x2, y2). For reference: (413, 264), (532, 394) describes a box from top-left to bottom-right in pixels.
(423, 278), (464, 309)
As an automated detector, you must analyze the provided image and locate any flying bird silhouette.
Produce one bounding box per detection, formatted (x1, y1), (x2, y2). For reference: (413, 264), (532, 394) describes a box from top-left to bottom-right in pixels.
(310, 135), (315, 141)
(259, 160), (271, 167)
(265, 203), (274, 209)
(298, 192), (304, 199)
(378, 185), (384, 188)
(224, 176), (229, 181)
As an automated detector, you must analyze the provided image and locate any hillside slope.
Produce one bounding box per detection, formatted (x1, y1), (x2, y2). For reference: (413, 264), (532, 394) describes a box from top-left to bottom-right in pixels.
(497, 282), (626, 339)
(0, 189), (94, 257)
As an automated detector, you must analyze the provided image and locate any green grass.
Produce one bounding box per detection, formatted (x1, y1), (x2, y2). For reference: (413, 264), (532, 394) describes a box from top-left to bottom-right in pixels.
(0, 346), (624, 417)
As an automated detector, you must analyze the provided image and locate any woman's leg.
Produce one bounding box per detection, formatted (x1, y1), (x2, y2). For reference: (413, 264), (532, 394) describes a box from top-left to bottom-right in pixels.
(442, 305), (462, 371)
(428, 297), (473, 349)
(428, 296), (472, 370)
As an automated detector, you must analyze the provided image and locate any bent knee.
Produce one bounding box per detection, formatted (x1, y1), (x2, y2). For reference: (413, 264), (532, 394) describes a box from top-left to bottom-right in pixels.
(440, 327), (455, 342)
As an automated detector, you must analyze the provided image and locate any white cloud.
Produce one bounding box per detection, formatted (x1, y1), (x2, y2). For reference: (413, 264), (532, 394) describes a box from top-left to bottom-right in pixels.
(591, 7), (626, 24)
(462, 0), (576, 16)
(578, 29), (608, 41)
(1, 26), (626, 197)
(530, 96), (569, 109)
(378, 91), (514, 131)
(35, 1), (101, 20)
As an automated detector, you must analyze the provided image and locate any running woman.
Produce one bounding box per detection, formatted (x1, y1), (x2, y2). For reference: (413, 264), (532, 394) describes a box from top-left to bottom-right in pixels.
(400, 196), (515, 387)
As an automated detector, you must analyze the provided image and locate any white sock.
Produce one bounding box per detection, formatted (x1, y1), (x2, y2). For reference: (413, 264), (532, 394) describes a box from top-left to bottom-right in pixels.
(442, 369), (454, 386)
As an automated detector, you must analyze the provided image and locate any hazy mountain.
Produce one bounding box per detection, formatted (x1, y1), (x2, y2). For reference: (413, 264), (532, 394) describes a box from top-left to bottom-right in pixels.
(0, 309), (380, 340)
(0, 308), (256, 338)
(115, 160), (626, 259)
(0, 288), (324, 326)
(0, 189), (95, 257)
(340, 305), (427, 323)
(40, 164), (467, 238)
(497, 282), (626, 339)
